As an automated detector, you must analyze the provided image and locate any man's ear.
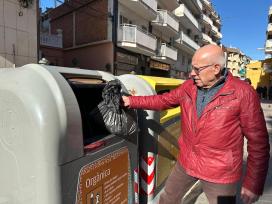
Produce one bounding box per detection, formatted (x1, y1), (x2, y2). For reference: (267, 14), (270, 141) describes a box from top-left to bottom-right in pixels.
(214, 64), (221, 75)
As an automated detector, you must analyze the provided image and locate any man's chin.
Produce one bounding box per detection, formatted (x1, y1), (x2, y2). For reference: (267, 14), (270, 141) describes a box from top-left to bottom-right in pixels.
(194, 80), (203, 87)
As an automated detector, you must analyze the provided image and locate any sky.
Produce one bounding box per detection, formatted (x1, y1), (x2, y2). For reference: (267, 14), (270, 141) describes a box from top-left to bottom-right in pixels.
(40, 0), (272, 60)
(212, 0), (272, 60)
(40, 0), (62, 10)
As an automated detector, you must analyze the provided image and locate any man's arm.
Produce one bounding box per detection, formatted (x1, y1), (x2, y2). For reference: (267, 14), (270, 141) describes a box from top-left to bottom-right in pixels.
(122, 85), (184, 110)
(240, 87), (270, 198)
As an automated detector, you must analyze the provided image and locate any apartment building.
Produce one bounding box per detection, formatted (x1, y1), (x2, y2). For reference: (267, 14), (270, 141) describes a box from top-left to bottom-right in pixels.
(265, 5), (272, 58)
(41, 0), (222, 77)
(0, 0), (37, 68)
(263, 5), (272, 74)
(117, 0), (180, 76)
(224, 46), (251, 77)
(173, 0), (222, 77)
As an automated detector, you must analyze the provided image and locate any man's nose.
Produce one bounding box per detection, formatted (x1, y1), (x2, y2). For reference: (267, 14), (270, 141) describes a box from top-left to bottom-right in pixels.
(190, 69), (196, 77)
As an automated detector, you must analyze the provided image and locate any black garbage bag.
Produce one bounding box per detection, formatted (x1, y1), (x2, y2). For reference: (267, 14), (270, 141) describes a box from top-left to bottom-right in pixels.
(89, 79), (137, 136)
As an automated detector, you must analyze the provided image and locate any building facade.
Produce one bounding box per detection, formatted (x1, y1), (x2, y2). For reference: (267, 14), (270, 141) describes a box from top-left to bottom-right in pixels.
(40, 0), (222, 77)
(223, 46), (251, 78)
(0, 0), (38, 68)
(265, 5), (272, 59)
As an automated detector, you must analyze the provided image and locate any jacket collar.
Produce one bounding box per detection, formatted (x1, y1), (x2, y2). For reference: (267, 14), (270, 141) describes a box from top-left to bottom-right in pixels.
(184, 70), (236, 99)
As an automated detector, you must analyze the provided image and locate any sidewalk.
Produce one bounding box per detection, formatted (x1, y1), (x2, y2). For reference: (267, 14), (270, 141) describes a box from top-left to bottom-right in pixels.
(194, 101), (272, 204)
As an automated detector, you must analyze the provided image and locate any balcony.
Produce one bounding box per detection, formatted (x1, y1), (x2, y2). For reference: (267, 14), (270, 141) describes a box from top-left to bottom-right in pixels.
(215, 18), (222, 25)
(175, 32), (200, 54)
(215, 31), (222, 39)
(269, 6), (272, 16)
(202, 0), (212, 10)
(211, 24), (218, 34)
(211, 11), (219, 19)
(151, 10), (179, 37)
(118, 0), (157, 21)
(118, 24), (157, 56)
(157, 0), (179, 11)
(40, 33), (63, 48)
(202, 33), (212, 44)
(202, 13), (213, 26)
(177, 0), (203, 13)
(174, 4), (201, 32)
(267, 23), (272, 35)
(265, 39), (272, 54)
(152, 43), (177, 64)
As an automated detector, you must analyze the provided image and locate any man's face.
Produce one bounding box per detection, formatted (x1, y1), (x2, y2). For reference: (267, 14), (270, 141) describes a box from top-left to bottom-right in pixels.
(191, 55), (219, 88)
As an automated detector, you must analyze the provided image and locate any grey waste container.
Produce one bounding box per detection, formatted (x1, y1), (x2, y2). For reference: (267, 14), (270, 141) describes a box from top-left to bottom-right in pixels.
(0, 64), (138, 204)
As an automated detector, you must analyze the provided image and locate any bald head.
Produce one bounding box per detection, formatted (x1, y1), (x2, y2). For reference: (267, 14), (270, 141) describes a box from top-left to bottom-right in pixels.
(193, 44), (225, 69)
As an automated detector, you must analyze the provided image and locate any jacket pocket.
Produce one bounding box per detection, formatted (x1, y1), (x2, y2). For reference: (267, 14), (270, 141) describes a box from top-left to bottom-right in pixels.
(196, 146), (234, 178)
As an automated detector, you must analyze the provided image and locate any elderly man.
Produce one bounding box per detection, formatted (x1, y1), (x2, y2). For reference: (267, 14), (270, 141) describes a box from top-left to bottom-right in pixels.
(122, 45), (270, 204)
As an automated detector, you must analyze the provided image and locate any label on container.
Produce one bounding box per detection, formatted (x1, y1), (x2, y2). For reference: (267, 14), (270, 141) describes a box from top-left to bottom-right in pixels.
(76, 148), (129, 204)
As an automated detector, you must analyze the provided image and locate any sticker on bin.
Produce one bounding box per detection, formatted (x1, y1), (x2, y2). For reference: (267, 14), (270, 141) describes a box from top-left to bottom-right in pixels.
(76, 148), (129, 204)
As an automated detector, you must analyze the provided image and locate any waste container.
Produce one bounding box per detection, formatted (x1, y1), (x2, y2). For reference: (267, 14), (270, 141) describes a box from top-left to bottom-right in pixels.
(117, 75), (183, 203)
(0, 64), (138, 204)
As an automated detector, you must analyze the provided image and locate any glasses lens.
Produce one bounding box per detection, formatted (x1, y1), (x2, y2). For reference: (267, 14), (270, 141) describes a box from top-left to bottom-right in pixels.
(191, 66), (199, 74)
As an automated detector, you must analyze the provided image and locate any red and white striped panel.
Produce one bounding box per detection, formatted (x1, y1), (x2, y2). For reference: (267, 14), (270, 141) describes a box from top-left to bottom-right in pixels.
(140, 152), (155, 202)
(134, 168), (139, 204)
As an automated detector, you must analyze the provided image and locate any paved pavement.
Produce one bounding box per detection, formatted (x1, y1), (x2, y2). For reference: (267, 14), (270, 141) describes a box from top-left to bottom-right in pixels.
(194, 101), (272, 204)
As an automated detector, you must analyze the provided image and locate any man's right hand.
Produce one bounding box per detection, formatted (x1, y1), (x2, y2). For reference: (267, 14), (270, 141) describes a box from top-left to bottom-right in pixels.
(122, 96), (130, 107)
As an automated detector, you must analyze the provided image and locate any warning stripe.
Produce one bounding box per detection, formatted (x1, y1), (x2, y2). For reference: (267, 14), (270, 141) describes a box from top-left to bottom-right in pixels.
(139, 153), (155, 197)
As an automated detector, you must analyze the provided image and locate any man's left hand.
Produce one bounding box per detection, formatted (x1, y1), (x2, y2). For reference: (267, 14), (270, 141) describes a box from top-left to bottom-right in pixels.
(241, 187), (259, 204)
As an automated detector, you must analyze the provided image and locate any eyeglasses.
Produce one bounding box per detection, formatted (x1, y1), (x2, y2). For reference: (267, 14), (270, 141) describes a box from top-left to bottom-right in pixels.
(191, 64), (214, 75)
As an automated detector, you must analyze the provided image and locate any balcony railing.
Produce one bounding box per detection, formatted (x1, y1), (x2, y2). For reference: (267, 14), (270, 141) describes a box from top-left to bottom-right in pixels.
(157, 0), (179, 11)
(156, 43), (177, 61)
(40, 33), (63, 48)
(202, 13), (213, 26)
(196, 0), (203, 10)
(269, 6), (272, 16)
(202, 33), (212, 44)
(118, 24), (157, 53)
(268, 23), (272, 33)
(174, 4), (200, 30)
(176, 32), (200, 51)
(119, 0), (157, 20)
(211, 24), (219, 34)
(202, 0), (212, 9)
(216, 32), (222, 39)
(153, 9), (179, 33)
(265, 39), (272, 53)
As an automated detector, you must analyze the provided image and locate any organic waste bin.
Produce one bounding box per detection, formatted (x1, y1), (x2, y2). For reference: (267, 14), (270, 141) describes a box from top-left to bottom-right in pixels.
(0, 64), (138, 204)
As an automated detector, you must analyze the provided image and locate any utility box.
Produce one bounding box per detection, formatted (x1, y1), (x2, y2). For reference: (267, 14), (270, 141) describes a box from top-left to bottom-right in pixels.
(117, 75), (183, 203)
(0, 64), (138, 204)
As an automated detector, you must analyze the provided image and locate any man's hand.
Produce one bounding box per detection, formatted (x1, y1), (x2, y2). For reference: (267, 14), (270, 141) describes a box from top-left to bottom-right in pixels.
(241, 187), (259, 204)
(122, 96), (130, 107)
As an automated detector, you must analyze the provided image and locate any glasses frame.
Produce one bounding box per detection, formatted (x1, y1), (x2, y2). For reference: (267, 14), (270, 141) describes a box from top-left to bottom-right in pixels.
(191, 64), (214, 75)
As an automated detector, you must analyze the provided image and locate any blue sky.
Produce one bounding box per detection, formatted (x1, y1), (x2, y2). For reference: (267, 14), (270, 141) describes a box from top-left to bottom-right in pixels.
(40, 0), (61, 11)
(40, 0), (271, 60)
(212, 0), (272, 60)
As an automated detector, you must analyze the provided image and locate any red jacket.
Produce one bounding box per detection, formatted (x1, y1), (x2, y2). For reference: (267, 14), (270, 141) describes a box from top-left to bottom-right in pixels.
(129, 73), (270, 195)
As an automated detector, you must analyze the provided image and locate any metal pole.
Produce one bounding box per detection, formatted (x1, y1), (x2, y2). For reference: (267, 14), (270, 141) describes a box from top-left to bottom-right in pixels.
(112, 0), (118, 75)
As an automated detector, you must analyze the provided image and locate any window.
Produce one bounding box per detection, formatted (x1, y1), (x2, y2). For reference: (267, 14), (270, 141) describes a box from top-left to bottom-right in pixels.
(182, 55), (185, 65)
(120, 15), (130, 25)
(187, 29), (191, 36)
